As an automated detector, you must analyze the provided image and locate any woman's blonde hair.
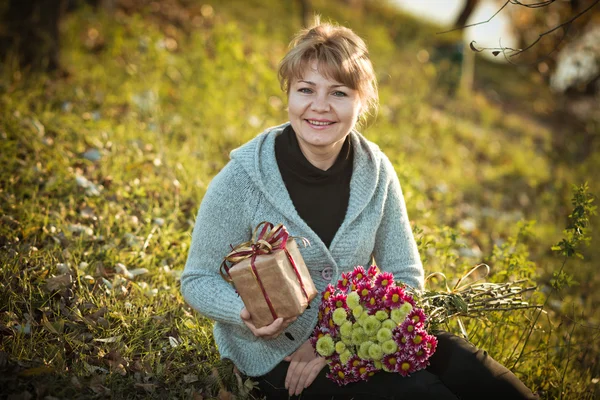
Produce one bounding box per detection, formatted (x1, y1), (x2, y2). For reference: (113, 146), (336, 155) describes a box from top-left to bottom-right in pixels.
(278, 17), (378, 122)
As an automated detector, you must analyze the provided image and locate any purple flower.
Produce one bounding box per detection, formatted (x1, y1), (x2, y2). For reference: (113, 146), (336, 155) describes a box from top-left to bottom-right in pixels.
(337, 272), (352, 292)
(407, 308), (427, 327)
(351, 266), (368, 284)
(399, 319), (418, 338)
(330, 293), (348, 310)
(385, 286), (406, 309)
(374, 272), (395, 292)
(367, 265), (380, 278)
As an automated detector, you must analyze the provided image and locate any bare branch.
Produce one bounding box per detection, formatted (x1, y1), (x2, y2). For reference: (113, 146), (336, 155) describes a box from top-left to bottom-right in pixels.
(437, 0), (511, 35)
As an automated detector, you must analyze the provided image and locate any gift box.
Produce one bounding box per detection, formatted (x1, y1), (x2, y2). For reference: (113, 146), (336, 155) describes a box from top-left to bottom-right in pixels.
(221, 223), (317, 329)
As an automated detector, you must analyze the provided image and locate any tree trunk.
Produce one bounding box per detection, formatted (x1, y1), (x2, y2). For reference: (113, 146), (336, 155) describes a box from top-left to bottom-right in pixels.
(454, 0), (479, 28)
(0, 0), (68, 72)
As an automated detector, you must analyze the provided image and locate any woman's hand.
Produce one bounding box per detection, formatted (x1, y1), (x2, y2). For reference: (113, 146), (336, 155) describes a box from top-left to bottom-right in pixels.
(284, 339), (327, 397)
(240, 307), (297, 340)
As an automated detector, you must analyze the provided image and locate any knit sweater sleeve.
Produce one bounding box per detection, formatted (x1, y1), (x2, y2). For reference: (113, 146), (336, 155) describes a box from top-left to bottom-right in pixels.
(373, 156), (425, 291)
(180, 161), (256, 328)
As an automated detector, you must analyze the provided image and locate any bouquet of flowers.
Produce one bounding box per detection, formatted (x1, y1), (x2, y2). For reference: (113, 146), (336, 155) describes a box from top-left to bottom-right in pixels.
(310, 265), (437, 386)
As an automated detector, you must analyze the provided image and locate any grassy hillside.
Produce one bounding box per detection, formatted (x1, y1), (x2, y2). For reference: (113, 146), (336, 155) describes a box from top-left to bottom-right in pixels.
(1, 0), (598, 398)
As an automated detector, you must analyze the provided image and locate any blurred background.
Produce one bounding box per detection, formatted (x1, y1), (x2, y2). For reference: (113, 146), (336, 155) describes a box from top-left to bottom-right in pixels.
(0, 0), (599, 399)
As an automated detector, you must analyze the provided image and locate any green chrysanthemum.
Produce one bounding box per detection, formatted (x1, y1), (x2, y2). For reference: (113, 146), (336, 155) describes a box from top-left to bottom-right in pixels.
(316, 334), (335, 357)
(352, 305), (364, 319)
(342, 335), (353, 346)
(375, 310), (389, 321)
(347, 291), (361, 309)
(400, 302), (413, 315)
(340, 320), (353, 337)
(340, 349), (353, 365)
(376, 327), (392, 343)
(374, 360), (383, 370)
(332, 307), (347, 326)
(391, 306), (411, 324)
(382, 339), (398, 354)
(363, 315), (382, 336)
(368, 343), (383, 360)
(359, 341), (374, 359)
(381, 319), (397, 331)
(335, 341), (347, 354)
(351, 326), (367, 345)
(358, 311), (369, 327)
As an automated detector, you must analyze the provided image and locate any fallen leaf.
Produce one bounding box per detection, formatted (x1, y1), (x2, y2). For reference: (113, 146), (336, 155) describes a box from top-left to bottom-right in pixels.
(183, 373), (198, 383)
(94, 335), (122, 343)
(135, 383), (157, 393)
(45, 274), (73, 292)
(19, 366), (55, 376)
(168, 336), (179, 348)
(218, 389), (234, 400)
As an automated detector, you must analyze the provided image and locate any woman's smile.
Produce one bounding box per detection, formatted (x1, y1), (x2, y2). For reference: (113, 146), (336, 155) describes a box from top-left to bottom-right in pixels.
(287, 62), (362, 170)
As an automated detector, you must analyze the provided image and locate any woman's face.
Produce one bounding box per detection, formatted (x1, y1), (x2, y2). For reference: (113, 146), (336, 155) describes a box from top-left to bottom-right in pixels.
(288, 63), (362, 158)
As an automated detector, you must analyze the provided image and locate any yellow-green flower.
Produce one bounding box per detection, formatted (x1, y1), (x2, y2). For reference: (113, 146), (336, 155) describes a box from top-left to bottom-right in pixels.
(340, 349), (353, 365)
(316, 335), (335, 357)
(391, 304), (412, 324)
(347, 291), (360, 309)
(336, 341), (347, 354)
(351, 326), (367, 345)
(381, 319), (396, 331)
(340, 320), (353, 337)
(363, 315), (382, 336)
(376, 327), (392, 343)
(332, 307), (347, 326)
(352, 305), (364, 319)
(375, 310), (389, 321)
(382, 339), (398, 354)
(359, 341), (374, 359)
(368, 343), (383, 360)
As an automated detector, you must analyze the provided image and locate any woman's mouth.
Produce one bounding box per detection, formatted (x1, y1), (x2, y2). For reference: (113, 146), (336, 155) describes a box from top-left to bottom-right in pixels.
(306, 119), (335, 128)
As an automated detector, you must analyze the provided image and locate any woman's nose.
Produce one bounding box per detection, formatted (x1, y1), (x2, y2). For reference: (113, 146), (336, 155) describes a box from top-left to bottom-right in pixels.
(310, 94), (330, 112)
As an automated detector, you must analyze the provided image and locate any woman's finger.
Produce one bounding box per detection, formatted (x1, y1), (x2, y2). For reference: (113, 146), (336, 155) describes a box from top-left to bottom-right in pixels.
(303, 358), (326, 390)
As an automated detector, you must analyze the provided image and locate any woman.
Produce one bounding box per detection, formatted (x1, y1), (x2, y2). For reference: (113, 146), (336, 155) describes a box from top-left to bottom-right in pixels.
(181, 20), (537, 400)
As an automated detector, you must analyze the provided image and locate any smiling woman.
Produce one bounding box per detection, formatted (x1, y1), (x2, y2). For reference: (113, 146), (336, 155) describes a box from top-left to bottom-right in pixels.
(181, 17), (537, 400)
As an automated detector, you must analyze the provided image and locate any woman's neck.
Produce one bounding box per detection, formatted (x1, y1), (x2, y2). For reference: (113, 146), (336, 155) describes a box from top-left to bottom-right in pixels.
(295, 136), (346, 171)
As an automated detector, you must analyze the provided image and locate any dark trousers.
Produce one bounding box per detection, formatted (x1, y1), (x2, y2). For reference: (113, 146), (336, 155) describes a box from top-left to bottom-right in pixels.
(256, 331), (538, 400)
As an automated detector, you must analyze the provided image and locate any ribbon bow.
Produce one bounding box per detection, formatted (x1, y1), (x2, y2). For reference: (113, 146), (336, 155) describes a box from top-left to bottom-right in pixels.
(220, 222), (310, 321)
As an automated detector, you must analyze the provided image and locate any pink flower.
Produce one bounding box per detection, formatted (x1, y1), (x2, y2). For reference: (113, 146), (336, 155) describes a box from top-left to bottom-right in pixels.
(363, 292), (382, 311)
(423, 334), (438, 356)
(349, 357), (375, 381)
(327, 363), (354, 386)
(407, 308), (427, 327)
(410, 345), (430, 364)
(330, 293), (348, 310)
(396, 355), (418, 377)
(367, 265), (380, 278)
(337, 272), (352, 292)
(384, 286), (406, 309)
(399, 319), (418, 338)
(356, 281), (374, 300)
(374, 272), (395, 291)
(322, 284), (336, 302)
(351, 266), (368, 283)
(382, 354), (400, 372)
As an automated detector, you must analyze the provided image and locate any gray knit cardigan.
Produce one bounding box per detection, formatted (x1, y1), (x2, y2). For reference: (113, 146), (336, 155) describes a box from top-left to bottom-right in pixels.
(180, 122), (424, 377)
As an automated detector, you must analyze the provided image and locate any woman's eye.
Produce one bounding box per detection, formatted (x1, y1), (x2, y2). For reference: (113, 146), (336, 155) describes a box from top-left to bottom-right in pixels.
(298, 87), (312, 94)
(333, 91), (347, 97)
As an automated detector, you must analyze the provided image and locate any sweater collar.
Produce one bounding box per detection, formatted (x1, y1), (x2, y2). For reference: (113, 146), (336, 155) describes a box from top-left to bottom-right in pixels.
(230, 122), (381, 251)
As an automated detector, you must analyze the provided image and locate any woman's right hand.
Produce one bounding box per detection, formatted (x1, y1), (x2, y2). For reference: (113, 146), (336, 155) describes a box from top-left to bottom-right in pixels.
(240, 307), (297, 340)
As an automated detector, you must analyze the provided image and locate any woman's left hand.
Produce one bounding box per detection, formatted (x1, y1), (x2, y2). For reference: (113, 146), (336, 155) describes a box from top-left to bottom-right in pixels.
(284, 339), (327, 397)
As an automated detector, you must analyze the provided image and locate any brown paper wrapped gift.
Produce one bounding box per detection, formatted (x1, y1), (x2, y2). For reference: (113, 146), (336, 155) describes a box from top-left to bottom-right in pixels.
(221, 223), (318, 329)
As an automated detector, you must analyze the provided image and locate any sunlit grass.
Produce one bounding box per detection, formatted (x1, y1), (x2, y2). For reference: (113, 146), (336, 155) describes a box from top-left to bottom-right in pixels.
(0, 0), (598, 398)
